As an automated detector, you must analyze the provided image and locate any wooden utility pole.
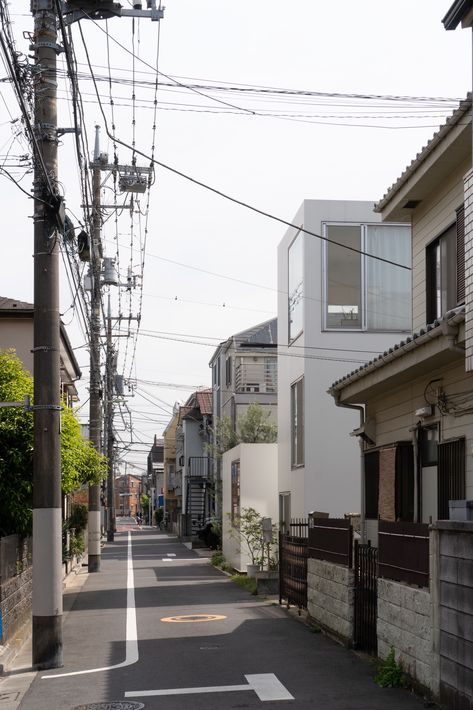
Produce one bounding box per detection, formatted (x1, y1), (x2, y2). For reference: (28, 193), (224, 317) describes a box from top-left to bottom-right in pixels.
(31, 0), (63, 669)
(106, 295), (116, 542)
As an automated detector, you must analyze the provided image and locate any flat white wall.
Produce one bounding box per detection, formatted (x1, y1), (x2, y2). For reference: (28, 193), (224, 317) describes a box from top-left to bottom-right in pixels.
(222, 443), (278, 571)
(278, 200), (410, 519)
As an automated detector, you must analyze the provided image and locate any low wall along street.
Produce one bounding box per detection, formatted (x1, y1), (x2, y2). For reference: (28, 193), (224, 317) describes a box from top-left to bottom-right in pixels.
(377, 577), (433, 691)
(307, 558), (354, 646)
(0, 536), (32, 645)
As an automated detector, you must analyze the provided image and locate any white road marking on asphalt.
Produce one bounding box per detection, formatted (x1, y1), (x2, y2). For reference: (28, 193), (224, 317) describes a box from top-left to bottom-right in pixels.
(125, 673), (294, 702)
(42, 531), (138, 679)
(166, 553), (176, 557)
(161, 558), (173, 562)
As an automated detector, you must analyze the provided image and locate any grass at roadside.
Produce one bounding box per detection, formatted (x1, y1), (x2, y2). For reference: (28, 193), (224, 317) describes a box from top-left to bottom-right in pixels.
(231, 573), (257, 595)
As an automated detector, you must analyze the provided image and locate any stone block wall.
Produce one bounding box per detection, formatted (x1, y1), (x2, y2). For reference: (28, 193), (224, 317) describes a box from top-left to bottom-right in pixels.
(432, 522), (473, 710)
(377, 577), (433, 691)
(307, 558), (354, 646)
(0, 566), (32, 644)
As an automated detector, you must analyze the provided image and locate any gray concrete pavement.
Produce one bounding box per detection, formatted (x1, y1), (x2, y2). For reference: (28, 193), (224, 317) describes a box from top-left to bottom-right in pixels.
(0, 528), (433, 709)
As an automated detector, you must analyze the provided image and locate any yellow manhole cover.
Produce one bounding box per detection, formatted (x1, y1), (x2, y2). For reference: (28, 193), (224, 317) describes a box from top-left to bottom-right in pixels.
(160, 614), (226, 623)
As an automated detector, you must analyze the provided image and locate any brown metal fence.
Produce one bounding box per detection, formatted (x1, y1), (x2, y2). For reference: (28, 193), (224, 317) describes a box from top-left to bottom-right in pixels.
(308, 518), (353, 567)
(279, 531), (308, 612)
(354, 541), (377, 654)
(378, 520), (429, 588)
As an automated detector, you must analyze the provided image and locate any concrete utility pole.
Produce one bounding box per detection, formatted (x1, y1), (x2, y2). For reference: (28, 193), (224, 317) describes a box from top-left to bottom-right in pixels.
(31, 0), (63, 669)
(106, 295), (116, 542)
(87, 125), (103, 572)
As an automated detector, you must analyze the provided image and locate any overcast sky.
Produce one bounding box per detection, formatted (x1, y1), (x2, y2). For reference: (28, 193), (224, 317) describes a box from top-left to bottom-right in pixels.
(1, 1), (471, 472)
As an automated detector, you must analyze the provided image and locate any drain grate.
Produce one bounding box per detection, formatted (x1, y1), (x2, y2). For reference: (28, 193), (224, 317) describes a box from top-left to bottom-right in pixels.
(71, 703), (145, 710)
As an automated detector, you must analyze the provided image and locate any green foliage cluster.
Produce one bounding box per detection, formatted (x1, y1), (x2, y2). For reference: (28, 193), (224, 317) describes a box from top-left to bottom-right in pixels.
(230, 573), (257, 595)
(63, 503), (88, 563)
(210, 550), (233, 572)
(229, 506), (278, 569)
(375, 647), (405, 688)
(0, 350), (107, 537)
(211, 403), (277, 456)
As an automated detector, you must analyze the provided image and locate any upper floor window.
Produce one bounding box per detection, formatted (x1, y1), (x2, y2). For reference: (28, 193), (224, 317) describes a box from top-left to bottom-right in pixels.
(288, 230), (303, 341)
(291, 377), (304, 468)
(225, 357), (232, 386)
(426, 206), (464, 324)
(231, 459), (240, 525)
(324, 223), (411, 332)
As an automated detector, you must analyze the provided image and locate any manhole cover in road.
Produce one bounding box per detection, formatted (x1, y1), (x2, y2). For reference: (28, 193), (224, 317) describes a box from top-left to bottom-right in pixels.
(160, 613), (227, 623)
(71, 703), (145, 710)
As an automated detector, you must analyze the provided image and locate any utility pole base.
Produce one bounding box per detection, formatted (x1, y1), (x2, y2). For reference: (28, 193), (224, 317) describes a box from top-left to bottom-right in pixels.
(88, 554), (101, 573)
(107, 530), (114, 542)
(32, 615), (63, 670)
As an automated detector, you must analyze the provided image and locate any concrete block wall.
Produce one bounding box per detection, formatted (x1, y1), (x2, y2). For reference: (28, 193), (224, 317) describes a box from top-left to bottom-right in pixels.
(377, 578), (433, 691)
(307, 558), (354, 646)
(0, 566), (32, 644)
(434, 523), (473, 709)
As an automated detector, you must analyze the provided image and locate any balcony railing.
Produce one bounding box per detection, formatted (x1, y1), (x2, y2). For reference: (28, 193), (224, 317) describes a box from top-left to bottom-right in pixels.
(234, 361), (277, 394)
(188, 456), (212, 479)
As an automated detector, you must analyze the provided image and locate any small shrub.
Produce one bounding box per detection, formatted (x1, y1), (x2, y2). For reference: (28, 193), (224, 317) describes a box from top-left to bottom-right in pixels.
(375, 647), (405, 688)
(231, 574), (257, 595)
(211, 550), (225, 567)
(68, 503), (88, 533)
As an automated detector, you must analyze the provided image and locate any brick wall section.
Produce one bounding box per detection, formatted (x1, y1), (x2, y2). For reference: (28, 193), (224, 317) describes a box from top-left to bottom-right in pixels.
(378, 447), (396, 521)
(464, 169), (473, 370)
(377, 578), (433, 691)
(0, 566), (32, 644)
(307, 558), (354, 646)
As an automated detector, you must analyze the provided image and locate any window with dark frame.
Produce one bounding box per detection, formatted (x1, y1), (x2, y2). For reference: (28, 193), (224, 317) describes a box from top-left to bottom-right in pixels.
(290, 378), (304, 467)
(426, 207), (464, 325)
(231, 459), (240, 525)
(364, 450), (379, 519)
(438, 437), (465, 520)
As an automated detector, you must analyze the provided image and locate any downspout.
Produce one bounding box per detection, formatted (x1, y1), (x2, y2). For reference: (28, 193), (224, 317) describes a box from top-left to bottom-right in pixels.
(409, 422), (421, 523)
(332, 394), (367, 543)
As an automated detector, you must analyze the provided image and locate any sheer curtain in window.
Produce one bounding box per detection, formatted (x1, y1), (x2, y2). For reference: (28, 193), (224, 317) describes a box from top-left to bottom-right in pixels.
(365, 225), (411, 331)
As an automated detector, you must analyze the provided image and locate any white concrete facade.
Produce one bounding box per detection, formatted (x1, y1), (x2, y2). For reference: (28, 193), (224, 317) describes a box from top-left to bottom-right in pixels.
(277, 200), (411, 521)
(222, 443), (278, 571)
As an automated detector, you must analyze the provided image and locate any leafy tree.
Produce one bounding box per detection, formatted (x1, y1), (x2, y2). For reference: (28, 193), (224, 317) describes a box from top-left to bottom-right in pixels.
(0, 350), (106, 537)
(0, 350), (34, 536)
(211, 403), (277, 456)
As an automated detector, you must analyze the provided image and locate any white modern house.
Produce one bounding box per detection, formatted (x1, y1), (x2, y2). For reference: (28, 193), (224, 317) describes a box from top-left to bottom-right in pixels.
(222, 443), (278, 572)
(277, 200), (411, 527)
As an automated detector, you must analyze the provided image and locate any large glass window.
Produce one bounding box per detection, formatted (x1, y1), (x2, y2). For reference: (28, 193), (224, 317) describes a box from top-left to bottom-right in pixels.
(291, 378), (304, 467)
(288, 231), (304, 340)
(324, 223), (411, 331)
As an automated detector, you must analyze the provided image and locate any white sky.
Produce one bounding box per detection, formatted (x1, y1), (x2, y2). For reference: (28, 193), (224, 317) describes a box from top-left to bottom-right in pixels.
(1, 0), (471, 473)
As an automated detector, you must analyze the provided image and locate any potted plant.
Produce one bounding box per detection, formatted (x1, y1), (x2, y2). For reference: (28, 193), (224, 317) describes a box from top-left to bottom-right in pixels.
(229, 507), (269, 577)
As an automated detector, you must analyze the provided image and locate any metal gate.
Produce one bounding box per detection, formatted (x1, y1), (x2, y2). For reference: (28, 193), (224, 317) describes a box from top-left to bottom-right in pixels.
(354, 541), (377, 654)
(279, 532), (308, 612)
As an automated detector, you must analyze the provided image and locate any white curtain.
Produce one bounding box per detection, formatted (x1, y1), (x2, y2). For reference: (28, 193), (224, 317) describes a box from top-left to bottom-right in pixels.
(366, 225), (411, 331)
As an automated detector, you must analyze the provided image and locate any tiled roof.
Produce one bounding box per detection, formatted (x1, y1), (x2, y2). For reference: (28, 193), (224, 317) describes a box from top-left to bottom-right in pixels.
(196, 389), (212, 415)
(245, 318), (277, 345)
(374, 95), (471, 213)
(0, 297), (33, 312)
(329, 308), (465, 393)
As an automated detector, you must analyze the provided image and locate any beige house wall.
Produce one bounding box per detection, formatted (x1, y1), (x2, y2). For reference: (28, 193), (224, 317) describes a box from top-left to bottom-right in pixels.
(0, 319), (34, 373)
(365, 358), (473, 504)
(411, 160), (468, 333)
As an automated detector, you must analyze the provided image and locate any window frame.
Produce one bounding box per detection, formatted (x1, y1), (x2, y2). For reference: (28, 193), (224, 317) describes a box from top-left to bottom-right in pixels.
(426, 209), (464, 325)
(288, 228), (304, 343)
(231, 459), (240, 526)
(322, 221), (411, 333)
(290, 377), (304, 468)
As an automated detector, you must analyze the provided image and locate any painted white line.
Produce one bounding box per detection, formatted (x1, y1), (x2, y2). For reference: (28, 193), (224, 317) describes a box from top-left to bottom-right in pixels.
(161, 558), (174, 562)
(166, 553), (176, 557)
(125, 673), (294, 702)
(42, 531), (138, 679)
(246, 674), (295, 701)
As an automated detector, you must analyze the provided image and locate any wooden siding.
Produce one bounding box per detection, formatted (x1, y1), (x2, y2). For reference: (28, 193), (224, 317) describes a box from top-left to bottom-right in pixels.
(411, 163), (468, 332)
(366, 359), (473, 502)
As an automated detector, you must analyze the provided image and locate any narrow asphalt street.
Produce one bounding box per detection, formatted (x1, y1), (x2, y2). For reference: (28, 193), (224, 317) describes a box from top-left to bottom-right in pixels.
(1, 527), (430, 709)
